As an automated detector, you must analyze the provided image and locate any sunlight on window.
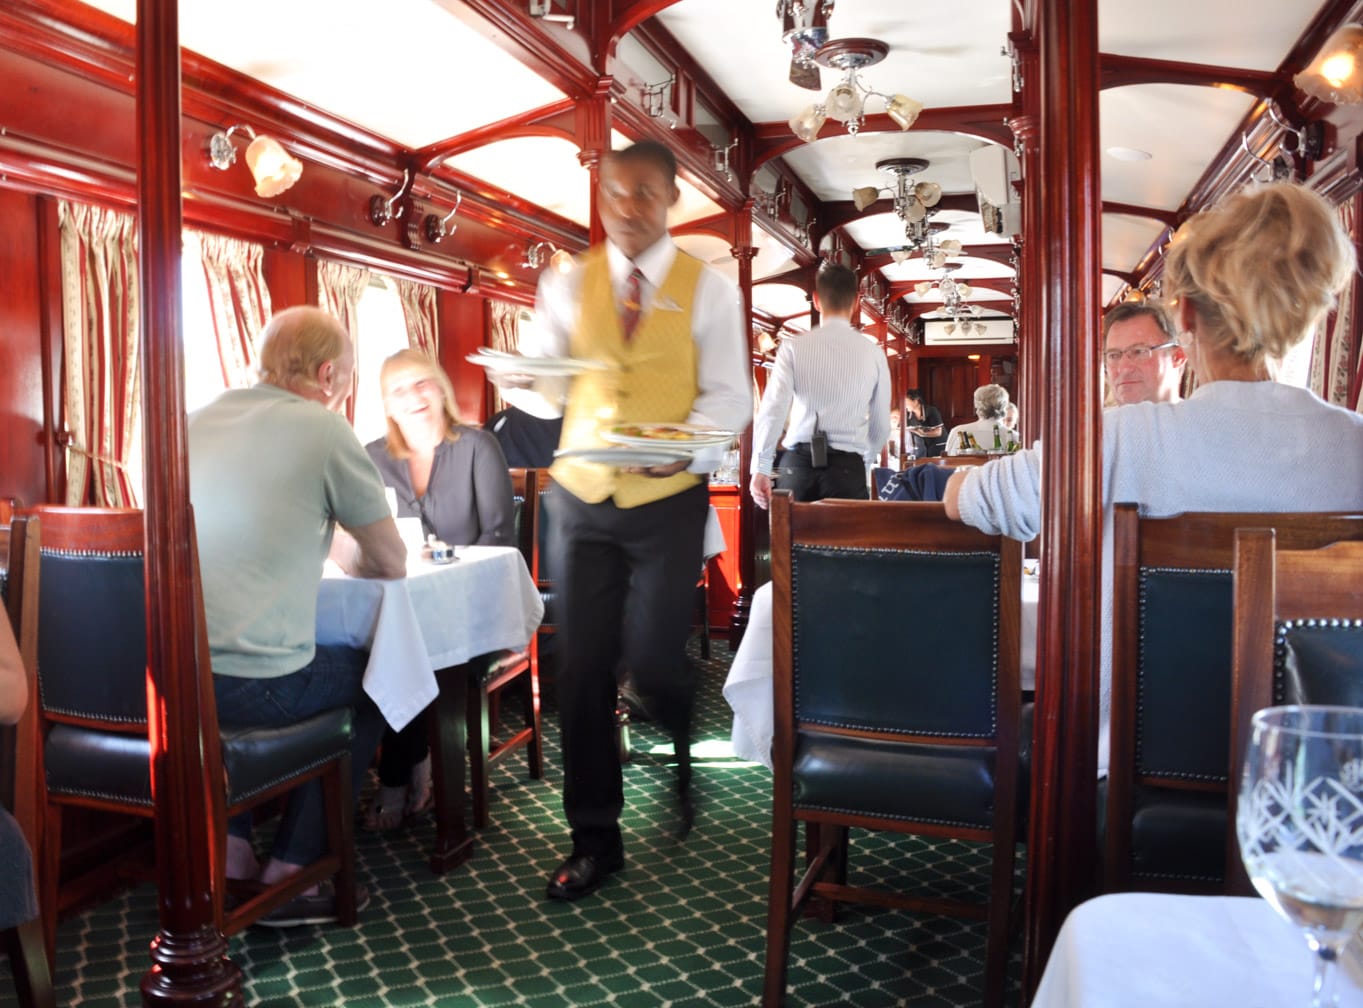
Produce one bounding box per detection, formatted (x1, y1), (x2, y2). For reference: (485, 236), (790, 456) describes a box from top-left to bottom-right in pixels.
(1275, 326), (1316, 389)
(181, 232), (230, 414)
(353, 276), (410, 447)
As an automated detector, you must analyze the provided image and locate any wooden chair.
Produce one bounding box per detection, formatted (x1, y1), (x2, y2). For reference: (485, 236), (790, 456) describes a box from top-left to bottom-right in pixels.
(463, 469), (544, 830)
(1105, 505), (1363, 895)
(1, 515), (55, 1008)
(763, 493), (1024, 1008)
(28, 506), (358, 959)
(1226, 529), (1363, 894)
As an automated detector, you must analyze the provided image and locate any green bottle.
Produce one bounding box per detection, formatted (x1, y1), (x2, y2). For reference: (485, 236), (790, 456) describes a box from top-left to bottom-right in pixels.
(993, 424), (1002, 450)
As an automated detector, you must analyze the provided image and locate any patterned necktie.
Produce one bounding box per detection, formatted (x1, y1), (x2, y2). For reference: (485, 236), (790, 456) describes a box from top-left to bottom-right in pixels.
(620, 266), (644, 341)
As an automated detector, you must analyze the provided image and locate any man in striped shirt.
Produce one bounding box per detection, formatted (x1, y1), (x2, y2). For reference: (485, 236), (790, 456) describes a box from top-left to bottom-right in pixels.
(750, 264), (892, 508)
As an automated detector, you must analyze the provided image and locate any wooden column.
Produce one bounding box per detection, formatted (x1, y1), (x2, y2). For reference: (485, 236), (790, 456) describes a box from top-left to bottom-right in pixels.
(576, 80), (612, 245)
(1022, 0), (1103, 996)
(134, 0), (241, 1003)
(1011, 112), (1041, 442)
(729, 203), (758, 639)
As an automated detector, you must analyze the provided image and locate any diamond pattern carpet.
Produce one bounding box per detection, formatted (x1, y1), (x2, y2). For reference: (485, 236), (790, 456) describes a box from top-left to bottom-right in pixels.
(0, 636), (1021, 1006)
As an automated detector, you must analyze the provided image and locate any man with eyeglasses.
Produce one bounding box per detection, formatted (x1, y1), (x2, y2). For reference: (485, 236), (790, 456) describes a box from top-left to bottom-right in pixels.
(1102, 301), (1187, 406)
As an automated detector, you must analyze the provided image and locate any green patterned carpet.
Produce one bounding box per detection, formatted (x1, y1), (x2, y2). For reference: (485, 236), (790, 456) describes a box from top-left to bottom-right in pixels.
(1, 638), (1020, 1007)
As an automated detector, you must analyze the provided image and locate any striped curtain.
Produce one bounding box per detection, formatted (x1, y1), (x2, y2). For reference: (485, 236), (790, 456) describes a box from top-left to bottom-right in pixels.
(1309, 199), (1357, 405)
(487, 299), (522, 412)
(197, 231), (272, 388)
(58, 201), (140, 507)
(317, 259), (371, 415)
(393, 277), (439, 357)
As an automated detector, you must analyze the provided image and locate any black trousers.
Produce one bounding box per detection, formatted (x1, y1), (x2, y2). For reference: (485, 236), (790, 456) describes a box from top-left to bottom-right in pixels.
(552, 481), (708, 858)
(776, 443), (870, 503)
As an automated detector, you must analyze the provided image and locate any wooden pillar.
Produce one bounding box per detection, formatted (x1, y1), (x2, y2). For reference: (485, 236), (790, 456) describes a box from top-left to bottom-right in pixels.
(729, 202), (758, 639)
(576, 80), (612, 246)
(1012, 112), (1041, 442)
(1022, 0), (1103, 996)
(134, 0), (241, 1002)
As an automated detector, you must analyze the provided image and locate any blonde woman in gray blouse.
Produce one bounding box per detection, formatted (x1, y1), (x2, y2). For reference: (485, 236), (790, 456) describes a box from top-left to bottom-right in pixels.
(363, 349), (514, 829)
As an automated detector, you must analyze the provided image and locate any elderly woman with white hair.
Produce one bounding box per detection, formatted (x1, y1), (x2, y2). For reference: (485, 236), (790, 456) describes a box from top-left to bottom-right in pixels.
(943, 181), (1363, 774)
(944, 383), (1015, 454)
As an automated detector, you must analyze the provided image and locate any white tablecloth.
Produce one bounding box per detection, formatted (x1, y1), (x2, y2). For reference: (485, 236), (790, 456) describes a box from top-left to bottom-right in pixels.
(1033, 893), (1363, 1008)
(317, 546), (543, 732)
(723, 572), (1039, 769)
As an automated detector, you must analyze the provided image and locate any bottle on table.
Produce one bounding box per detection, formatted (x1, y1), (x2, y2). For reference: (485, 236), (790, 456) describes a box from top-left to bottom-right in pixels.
(993, 424), (1003, 450)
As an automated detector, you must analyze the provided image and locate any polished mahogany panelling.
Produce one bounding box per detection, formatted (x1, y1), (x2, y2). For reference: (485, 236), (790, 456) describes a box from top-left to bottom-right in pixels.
(0, 190), (54, 508)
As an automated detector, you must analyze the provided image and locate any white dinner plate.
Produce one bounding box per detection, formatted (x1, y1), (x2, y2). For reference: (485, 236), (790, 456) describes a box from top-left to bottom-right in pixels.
(465, 351), (608, 377)
(599, 423), (737, 449)
(554, 446), (693, 468)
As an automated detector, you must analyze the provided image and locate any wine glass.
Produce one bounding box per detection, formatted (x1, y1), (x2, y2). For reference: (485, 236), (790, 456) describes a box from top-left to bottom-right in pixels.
(1237, 705), (1363, 1008)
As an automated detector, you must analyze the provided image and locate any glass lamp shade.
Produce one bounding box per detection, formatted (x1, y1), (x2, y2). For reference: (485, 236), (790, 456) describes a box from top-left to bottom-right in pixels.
(914, 281), (932, 297)
(939, 239), (963, 255)
(852, 186), (882, 212)
(789, 105), (828, 142)
(914, 181), (942, 207)
(904, 198), (927, 223)
(245, 135), (302, 197)
(1295, 24), (1363, 103)
(927, 250), (948, 269)
(886, 94), (923, 130)
(957, 282), (973, 299)
(549, 248), (575, 274)
(944, 322), (957, 336)
(891, 248), (912, 264)
(824, 81), (863, 123)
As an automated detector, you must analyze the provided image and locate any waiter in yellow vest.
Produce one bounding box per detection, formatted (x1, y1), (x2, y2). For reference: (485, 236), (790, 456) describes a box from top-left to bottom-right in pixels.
(515, 141), (749, 902)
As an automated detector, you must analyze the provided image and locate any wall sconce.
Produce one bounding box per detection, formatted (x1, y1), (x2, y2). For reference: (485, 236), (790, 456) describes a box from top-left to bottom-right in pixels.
(794, 222), (811, 248)
(522, 241), (574, 273)
(712, 138), (738, 182)
(207, 125), (302, 198)
(370, 168), (412, 226)
(423, 190), (463, 243)
(757, 331), (778, 354)
(642, 75), (676, 121)
(1295, 23), (1363, 104)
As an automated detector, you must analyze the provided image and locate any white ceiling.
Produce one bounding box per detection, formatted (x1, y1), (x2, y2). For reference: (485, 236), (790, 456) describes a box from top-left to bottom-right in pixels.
(79, 0), (1331, 320)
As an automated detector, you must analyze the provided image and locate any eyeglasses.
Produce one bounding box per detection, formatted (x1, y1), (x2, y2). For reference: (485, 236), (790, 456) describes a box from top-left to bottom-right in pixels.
(1103, 340), (1179, 366)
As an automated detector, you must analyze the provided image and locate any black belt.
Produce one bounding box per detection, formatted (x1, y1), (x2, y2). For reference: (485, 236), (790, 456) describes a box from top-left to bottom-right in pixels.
(786, 443), (862, 460)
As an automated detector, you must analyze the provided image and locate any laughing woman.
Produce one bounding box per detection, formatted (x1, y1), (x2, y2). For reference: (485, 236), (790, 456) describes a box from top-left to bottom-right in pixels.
(364, 348), (514, 829)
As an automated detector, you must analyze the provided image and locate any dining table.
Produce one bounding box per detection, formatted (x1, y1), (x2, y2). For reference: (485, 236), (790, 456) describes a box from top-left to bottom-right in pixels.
(1032, 892), (1363, 1007)
(316, 544), (543, 873)
(723, 567), (1039, 769)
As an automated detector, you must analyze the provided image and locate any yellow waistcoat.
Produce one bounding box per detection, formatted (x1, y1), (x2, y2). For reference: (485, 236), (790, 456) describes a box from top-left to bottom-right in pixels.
(550, 247), (703, 508)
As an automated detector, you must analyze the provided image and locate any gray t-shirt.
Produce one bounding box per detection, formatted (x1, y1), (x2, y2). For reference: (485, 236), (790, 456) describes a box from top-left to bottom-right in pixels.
(189, 384), (391, 679)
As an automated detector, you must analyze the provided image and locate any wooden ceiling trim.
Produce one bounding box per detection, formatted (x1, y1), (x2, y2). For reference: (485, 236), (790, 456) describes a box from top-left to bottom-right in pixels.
(0, 0), (135, 92)
(1098, 54), (1282, 98)
(416, 99), (578, 172)
(1100, 201), (1180, 228)
(819, 193), (982, 234)
(750, 104), (1016, 169)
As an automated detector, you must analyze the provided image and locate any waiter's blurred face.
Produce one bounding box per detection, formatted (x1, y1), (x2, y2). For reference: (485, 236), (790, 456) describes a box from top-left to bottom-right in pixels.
(598, 155), (678, 259)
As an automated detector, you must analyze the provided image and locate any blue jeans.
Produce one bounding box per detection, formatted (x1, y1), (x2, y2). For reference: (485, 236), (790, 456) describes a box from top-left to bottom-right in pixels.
(214, 644), (384, 866)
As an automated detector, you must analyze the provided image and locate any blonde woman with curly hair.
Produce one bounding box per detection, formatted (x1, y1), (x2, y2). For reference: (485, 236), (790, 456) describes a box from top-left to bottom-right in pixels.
(944, 182), (1363, 774)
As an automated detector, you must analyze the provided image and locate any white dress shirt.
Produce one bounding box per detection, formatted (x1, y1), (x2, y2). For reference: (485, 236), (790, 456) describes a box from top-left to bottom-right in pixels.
(750, 318), (892, 475)
(520, 235), (751, 471)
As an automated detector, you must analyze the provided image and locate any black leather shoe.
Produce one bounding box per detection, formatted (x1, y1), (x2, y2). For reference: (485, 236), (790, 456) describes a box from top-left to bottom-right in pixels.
(673, 784), (695, 840)
(545, 851), (625, 901)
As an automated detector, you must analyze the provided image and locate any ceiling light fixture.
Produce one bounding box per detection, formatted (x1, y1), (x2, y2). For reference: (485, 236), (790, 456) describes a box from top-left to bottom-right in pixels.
(778, 0), (834, 91)
(207, 125), (302, 198)
(788, 37), (921, 142)
(1295, 23), (1363, 104)
(522, 241), (574, 273)
(917, 263), (987, 336)
(423, 190), (463, 243)
(853, 157), (949, 245)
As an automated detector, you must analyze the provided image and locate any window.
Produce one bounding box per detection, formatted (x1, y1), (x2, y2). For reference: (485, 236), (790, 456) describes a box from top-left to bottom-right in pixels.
(180, 231), (230, 414)
(352, 275), (410, 446)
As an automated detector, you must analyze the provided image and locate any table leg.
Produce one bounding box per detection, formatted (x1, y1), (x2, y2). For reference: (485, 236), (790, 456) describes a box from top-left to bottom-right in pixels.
(427, 662), (475, 874)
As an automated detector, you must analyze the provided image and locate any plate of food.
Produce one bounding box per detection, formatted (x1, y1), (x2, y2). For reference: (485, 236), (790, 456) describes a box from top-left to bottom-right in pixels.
(554, 446), (694, 468)
(465, 350), (608, 377)
(600, 423), (737, 449)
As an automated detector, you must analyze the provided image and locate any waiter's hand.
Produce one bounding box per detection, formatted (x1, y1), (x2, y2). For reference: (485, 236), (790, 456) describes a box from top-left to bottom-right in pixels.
(750, 472), (773, 510)
(620, 459), (691, 478)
